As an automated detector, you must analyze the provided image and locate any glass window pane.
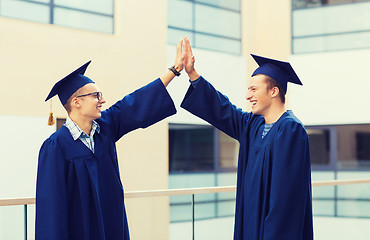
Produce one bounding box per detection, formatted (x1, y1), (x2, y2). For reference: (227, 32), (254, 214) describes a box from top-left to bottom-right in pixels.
(195, 0), (240, 11)
(54, 0), (113, 15)
(195, 4), (241, 39)
(218, 131), (239, 169)
(27, 204), (35, 240)
(170, 195), (193, 222)
(312, 200), (335, 216)
(169, 125), (214, 172)
(293, 31), (370, 53)
(195, 33), (241, 55)
(33, 0), (50, 3)
(0, 205), (25, 240)
(168, 0), (193, 30)
(168, 28), (194, 46)
(195, 197), (216, 220)
(217, 197), (236, 216)
(338, 200), (370, 217)
(0, 0), (49, 23)
(336, 125), (370, 170)
(293, 3), (370, 37)
(54, 8), (113, 34)
(307, 129), (330, 165)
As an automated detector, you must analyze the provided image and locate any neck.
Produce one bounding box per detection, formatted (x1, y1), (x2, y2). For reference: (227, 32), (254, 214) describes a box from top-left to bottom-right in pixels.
(69, 113), (93, 135)
(263, 102), (286, 124)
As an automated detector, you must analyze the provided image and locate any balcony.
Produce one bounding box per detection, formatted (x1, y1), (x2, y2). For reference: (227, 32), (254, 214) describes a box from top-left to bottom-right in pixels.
(1, 178), (370, 239)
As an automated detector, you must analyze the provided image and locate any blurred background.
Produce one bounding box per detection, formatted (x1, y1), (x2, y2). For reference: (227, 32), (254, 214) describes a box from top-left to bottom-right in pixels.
(1, 0), (370, 239)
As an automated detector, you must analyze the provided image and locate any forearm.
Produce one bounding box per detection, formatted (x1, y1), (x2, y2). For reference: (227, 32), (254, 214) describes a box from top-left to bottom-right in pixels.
(160, 66), (182, 87)
(187, 69), (200, 82)
(181, 77), (245, 140)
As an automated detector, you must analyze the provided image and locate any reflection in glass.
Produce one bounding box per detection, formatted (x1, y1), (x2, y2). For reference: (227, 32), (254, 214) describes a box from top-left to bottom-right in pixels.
(307, 129), (330, 165)
(194, 193), (234, 240)
(337, 125), (370, 169)
(195, 0), (240, 11)
(168, 29), (194, 46)
(169, 125), (214, 172)
(293, 32), (370, 53)
(168, 0), (193, 30)
(218, 131), (239, 169)
(292, 1), (370, 53)
(0, 205), (25, 240)
(0, 0), (49, 23)
(195, 4), (241, 38)
(167, 0), (241, 54)
(54, 0), (113, 15)
(195, 33), (241, 55)
(54, 8), (113, 34)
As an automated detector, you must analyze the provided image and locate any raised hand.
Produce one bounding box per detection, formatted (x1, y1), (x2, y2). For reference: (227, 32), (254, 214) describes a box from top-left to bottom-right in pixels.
(183, 37), (200, 81)
(173, 38), (185, 73)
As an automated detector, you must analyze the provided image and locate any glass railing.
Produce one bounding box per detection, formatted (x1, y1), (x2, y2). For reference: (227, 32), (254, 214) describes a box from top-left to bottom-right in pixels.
(1, 180), (370, 240)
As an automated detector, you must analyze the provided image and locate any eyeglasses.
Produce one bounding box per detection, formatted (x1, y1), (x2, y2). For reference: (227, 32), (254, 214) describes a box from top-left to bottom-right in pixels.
(76, 91), (103, 101)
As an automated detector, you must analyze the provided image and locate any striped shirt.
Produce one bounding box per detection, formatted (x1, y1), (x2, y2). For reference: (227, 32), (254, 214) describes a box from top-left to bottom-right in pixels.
(64, 116), (100, 153)
(262, 123), (274, 139)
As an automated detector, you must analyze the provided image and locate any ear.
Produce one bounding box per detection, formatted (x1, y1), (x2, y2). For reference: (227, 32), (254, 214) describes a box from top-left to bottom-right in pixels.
(270, 86), (280, 98)
(71, 97), (81, 109)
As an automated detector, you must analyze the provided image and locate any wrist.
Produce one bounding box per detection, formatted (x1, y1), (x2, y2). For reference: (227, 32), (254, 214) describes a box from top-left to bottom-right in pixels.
(188, 70), (200, 81)
(168, 66), (181, 76)
(174, 65), (182, 73)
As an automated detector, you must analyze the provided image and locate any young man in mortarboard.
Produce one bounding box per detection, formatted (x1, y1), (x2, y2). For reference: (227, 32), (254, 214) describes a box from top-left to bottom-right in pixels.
(35, 41), (185, 240)
(180, 37), (313, 240)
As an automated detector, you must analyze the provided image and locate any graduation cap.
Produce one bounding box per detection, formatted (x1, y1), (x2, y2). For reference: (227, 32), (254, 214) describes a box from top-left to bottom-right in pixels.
(45, 61), (94, 125)
(251, 54), (302, 94)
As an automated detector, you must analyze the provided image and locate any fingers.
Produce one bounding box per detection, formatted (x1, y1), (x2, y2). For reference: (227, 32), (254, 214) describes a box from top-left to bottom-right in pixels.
(176, 38), (183, 56)
(184, 37), (193, 55)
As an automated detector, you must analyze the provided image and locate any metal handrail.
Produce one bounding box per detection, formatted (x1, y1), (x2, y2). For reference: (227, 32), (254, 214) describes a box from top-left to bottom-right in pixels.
(1, 179), (370, 207)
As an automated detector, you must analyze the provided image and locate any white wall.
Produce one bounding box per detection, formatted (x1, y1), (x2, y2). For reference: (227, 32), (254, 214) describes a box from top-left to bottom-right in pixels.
(0, 115), (55, 198)
(288, 49), (370, 125)
(166, 46), (247, 125)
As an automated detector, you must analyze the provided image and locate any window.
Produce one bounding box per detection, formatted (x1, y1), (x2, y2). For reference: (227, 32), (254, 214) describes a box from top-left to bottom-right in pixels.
(0, 0), (114, 34)
(167, 0), (241, 55)
(56, 118), (66, 130)
(337, 124), (370, 169)
(292, 0), (370, 10)
(169, 124), (239, 173)
(307, 129), (330, 165)
(291, 0), (370, 53)
(307, 124), (370, 170)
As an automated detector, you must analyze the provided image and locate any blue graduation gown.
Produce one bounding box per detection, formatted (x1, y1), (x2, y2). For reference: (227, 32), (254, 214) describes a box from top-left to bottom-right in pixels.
(36, 79), (176, 240)
(181, 77), (313, 240)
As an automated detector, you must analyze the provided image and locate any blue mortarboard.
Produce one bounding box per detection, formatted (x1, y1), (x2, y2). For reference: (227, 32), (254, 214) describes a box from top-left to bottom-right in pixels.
(45, 61), (94, 106)
(251, 54), (302, 94)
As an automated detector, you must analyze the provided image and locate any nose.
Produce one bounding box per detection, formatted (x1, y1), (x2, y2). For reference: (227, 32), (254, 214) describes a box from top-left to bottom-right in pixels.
(246, 91), (252, 101)
(99, 96), (107, 104)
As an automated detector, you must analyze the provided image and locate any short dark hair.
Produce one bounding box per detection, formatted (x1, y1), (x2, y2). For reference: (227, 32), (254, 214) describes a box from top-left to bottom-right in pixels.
(264, 76), (285, 103)
(63, 90), (81, 114)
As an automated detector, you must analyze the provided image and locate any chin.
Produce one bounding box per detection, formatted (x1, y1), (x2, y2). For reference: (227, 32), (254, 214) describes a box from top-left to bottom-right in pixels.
(93, 113), (101, 120)
(252, 110), (261, 115)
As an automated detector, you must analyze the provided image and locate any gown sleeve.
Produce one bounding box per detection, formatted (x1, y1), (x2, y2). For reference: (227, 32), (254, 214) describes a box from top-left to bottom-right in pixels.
(181, 76), (250, 141)
(102, 78), (176, 141)
(263, 120), (312, 239)
(35, 138), (69, 240)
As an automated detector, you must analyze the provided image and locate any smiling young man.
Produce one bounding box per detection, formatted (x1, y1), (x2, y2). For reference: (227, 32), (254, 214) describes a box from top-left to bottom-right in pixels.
(35, 41), (185, 240)
(180, 38), (313, 239)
